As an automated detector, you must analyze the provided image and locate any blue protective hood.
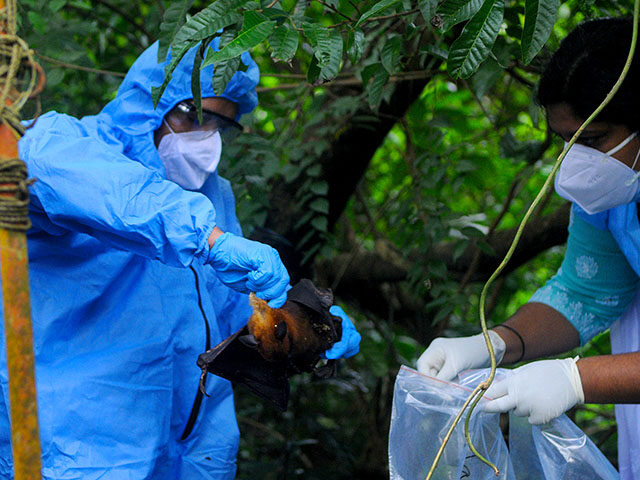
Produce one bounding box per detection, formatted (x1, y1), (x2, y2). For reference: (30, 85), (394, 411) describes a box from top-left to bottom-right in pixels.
(93, 40), (259, 171)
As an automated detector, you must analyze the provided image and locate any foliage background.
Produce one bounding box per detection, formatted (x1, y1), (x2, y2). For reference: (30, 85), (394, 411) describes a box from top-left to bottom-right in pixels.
(19, 0), (631, 477)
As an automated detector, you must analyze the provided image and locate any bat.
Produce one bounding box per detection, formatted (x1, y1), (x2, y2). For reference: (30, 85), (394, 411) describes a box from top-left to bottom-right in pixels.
(197, 279), (343, 410)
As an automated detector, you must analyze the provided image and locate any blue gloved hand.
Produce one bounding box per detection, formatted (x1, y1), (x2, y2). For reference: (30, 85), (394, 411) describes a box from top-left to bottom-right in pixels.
(324, 305), (361, 359)
(207, 232), (290, 308)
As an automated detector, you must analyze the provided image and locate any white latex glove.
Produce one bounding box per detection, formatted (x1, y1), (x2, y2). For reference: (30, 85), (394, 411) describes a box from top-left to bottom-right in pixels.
(416, 331), (506, 381)
(483, 357), (585, 425)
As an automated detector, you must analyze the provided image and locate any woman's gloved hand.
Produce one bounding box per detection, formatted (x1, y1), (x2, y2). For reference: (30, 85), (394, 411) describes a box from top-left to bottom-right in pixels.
(483, 357), (584, 425)
(416, 331), (506, 381)
(207, 232), (290, 308)
(324, 305), (361, 359)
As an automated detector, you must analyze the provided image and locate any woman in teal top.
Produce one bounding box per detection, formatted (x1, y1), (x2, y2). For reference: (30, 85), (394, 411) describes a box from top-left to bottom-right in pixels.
(417, 18), (640, 479)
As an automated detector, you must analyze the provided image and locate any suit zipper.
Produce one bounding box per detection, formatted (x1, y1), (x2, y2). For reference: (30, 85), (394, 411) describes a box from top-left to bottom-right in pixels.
(180, 265), (211, 440)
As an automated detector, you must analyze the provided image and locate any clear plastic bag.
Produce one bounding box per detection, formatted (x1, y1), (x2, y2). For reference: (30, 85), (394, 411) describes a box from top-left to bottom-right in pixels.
(388, 366), (619, 480)
(388, 366), (513, 480)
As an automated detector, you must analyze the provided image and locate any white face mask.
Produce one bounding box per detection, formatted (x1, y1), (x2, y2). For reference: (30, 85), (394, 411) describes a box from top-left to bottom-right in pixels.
(157, 120), (222, 190)
(555, 132), (640, 214)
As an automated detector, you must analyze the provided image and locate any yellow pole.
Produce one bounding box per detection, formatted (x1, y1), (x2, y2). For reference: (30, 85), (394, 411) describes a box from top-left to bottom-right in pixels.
(0, 0), (42, 477)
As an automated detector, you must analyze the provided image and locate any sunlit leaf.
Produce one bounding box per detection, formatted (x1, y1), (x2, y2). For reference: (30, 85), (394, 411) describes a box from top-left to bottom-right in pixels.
(269, 24), (299, 62)
(521, 0), (559, 64)
(157, 0), (193, 62)
(447, 0), (504, 79)
(355, 0), (402, 28)
(203, 11), (276, 65)
(437, 0), (483, 32)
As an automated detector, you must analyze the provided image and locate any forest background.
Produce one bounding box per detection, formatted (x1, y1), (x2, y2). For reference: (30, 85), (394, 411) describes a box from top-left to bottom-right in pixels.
(19, 0), (632, 477)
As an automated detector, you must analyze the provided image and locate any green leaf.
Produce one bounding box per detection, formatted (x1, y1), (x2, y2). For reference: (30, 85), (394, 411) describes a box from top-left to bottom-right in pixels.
(152, 38), (199, 107)
(420, 43), (449, 60)
(191, 39), (212, 124)
(307, 55), (322, 84)
(360, 63), (380, 88)
(294, 210), (314, 230)
(380, 36), (404, 74)
(367, 64), (389, 109)
(49, 0), (67, 13)
(307, 164), (322, 177)
(355, 0), (401, 28)
(447, 0), (505, 79)
(153, 0), (244, 107)
(311, 216), (328, 232)
(521, 0), (559, 64)
(303, 24), (343, 81)
(418, 0), (438, 22)
(27, 11), (46, 34)
(204, 11), (276, 65)
(310, 181), (328, 195)
(157, 0), (194, 62)
(437, 0), (483, 32)
(320, 29), (343, 80)
(310, 198), (330, 214)
(303, 23), (332, 67)
(261, 7), (289, 23)
(346, 29), (365, 65)
(212, 29), (242, 95)
(291, 0), (308, 23)
(269, 25), (299, 62)
(172, 0), (242, 50)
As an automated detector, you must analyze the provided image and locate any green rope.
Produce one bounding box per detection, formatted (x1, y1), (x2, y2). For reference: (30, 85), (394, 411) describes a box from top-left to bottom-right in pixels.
(426, 2), (640, 478)
(0, 0), (41, 231)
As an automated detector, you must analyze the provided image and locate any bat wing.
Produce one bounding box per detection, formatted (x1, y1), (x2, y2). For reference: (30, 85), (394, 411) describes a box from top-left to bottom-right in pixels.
(197, 326), (290, 411)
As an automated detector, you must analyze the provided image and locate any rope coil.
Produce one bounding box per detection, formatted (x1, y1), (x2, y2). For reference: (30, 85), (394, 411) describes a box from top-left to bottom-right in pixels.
(0, 2), (44, 232)
(0, 158), (33, 231)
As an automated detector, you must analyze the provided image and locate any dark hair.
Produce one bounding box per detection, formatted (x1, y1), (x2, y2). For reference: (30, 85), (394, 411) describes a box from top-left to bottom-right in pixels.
(537, 18), (640, 131)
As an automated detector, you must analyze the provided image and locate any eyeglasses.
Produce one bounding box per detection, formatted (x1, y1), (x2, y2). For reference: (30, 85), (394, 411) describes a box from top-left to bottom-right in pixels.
(166, 101), (243, 142)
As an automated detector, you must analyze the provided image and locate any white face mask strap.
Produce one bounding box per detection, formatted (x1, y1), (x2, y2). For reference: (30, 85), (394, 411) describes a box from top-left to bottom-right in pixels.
(632, 142), (640, 171)
(607, 131), (638, 156)
(163, 118), (176, 135)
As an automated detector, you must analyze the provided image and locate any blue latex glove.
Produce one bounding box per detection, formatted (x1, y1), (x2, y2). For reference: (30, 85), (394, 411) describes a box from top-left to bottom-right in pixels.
(324, 305), (361, 359)
(207, 232), (290, 308)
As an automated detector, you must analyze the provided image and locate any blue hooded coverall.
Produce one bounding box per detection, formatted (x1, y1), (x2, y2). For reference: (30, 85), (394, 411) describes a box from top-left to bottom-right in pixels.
(0, 42), (260, 479)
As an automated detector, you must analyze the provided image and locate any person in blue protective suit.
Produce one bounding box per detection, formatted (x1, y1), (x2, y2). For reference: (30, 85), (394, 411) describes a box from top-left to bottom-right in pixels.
(0, 40), (361, 479)
(417, 17), (640, 479)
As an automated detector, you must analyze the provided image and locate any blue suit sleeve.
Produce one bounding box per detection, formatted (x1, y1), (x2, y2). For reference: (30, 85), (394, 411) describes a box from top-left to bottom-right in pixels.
(20, 116), (216, 267)
(529, 210), (640, 345)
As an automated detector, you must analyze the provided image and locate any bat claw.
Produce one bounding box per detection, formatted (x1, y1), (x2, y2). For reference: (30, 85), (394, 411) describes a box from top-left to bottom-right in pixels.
(199, 367), (210, 397)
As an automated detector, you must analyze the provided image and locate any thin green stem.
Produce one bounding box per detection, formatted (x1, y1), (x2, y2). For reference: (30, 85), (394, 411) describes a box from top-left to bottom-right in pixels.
(424, 386), (484, 480)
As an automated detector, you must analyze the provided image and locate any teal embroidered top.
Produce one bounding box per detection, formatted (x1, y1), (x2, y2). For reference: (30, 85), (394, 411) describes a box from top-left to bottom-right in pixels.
(530, 208), (640, 345)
